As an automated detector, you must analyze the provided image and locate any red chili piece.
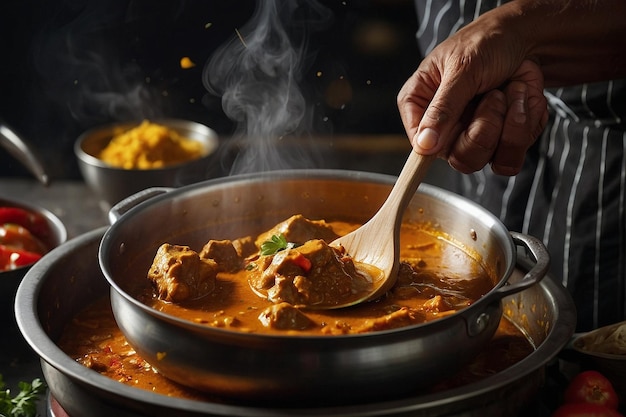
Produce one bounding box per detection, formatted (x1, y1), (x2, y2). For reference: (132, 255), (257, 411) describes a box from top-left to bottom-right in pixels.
(0, 244), (43, 270)
(0, 207), (50, 238)
(291, 252), (312, 272)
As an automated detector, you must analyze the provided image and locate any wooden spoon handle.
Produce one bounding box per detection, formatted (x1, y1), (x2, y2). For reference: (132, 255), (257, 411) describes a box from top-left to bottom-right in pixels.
(377, 151), (435, 227)
(353, 151), (435, 301)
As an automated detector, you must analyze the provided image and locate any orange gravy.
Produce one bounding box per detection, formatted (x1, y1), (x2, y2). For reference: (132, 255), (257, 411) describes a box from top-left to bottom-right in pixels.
(58, 296), (533, 400)
(136, 221), (497, 335)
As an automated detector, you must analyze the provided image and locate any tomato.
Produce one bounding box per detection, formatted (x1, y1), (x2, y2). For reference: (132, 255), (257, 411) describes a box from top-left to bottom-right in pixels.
(552, 403), (624, 417)
(564, 371), (620, 410)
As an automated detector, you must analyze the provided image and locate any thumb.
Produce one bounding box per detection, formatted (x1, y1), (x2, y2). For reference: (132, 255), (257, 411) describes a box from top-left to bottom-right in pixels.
(412, 127), (441, 155)
(411, 77), (477, 156)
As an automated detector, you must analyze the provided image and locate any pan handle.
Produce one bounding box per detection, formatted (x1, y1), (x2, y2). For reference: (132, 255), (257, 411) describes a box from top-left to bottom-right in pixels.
(107, 187), (173, 224)
(465, 232), (550, 337)
(495, 231), (550, 298)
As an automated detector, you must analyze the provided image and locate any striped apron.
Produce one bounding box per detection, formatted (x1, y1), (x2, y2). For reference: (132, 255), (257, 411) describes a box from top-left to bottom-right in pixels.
(414, 0), (626, 331)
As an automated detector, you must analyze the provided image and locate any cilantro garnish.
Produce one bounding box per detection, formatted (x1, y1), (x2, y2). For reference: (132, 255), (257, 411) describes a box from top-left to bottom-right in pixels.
(0, 374), (46, 417)
(260, 234), (295, 256)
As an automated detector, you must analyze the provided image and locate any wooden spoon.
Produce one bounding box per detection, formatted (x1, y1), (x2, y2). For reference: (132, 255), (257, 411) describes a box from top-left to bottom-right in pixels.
(328, 151), (435, 307)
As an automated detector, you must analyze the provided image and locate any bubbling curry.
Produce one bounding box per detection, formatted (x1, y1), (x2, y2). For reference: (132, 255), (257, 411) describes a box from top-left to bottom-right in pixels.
(58, 296), (533, 400)
(138, 214), (497, 335)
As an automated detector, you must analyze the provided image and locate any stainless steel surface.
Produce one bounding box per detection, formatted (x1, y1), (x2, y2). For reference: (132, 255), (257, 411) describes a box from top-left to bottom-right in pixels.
(0, 123), (49, 185)
(15, 225), (576, 417)
(99, 170), (550, 402)
(74, 119), (219, 208)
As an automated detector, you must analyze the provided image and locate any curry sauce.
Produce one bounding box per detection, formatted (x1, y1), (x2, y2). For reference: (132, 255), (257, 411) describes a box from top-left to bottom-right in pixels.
(138, 217), (496, 335)
(58, 297), (533, 400)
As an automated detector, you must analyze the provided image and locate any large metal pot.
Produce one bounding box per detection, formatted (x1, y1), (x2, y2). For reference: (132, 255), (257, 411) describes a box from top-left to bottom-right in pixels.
(98, 170), (550, 403)
(15, 224), (576, 416)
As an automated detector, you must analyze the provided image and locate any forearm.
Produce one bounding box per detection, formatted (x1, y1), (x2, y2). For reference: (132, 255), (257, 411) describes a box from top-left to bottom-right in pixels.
(488, 0), (626, 87)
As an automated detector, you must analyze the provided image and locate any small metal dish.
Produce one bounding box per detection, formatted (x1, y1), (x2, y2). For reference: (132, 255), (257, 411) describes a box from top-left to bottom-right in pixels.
(74, 119), (219, 208)
(570, 321), (626, 398)
(0, 195), (66, 317)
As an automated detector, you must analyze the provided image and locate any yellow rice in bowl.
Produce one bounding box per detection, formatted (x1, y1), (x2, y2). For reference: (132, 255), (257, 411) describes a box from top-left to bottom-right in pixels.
(99, 120), (205, 169)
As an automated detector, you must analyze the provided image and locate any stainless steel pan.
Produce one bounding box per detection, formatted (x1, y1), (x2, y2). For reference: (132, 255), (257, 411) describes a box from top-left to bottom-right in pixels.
(97, 170), (551, 403)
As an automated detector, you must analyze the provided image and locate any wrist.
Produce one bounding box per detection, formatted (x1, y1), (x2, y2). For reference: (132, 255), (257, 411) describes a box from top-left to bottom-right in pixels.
(486, 0), (626, 86)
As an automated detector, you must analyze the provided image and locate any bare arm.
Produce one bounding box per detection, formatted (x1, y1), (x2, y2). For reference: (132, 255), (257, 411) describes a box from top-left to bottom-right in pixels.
(497, 0), (626, 86)
(398, 0), (626, 175)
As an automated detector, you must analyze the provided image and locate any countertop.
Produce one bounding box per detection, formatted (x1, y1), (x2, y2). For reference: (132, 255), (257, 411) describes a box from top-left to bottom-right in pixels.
(0, 178), (109, 238)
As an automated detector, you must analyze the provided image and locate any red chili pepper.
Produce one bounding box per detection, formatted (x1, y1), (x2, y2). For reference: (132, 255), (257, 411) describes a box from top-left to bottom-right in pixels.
(291, 252), (312, 272)
(0, 223), (47, 254)
(0, 244), (43, 271)
(0, 207), (50, 238)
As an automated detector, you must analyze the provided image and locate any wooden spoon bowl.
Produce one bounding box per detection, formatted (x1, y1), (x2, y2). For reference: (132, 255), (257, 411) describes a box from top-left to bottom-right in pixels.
(327, 151), (435, 308)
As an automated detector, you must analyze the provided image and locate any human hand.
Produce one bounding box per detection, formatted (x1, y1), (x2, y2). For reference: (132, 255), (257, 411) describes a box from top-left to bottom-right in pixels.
(397, 17), (548, 176)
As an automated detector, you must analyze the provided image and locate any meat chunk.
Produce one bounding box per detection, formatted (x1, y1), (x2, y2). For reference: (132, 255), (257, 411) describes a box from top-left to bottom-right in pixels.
(231, 236), (257, 258)
(254, 214), (339, 248)
(351, 307), (425, 333)
(148, 244), (217, 302)
(422, 295), (454, 313)
(199, 239), (242, 272)
(258, 302), (314, 330)
(248, 239), (371, 307)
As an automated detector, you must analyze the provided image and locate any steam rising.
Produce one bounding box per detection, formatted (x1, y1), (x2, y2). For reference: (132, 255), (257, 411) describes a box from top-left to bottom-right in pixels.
(34, 2), (166, 126)
(203, 0), (332, 174)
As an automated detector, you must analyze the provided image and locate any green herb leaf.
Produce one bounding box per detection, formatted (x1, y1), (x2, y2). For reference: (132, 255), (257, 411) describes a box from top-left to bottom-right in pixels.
(0, 373), (46, 417)
(260, 234), (290, 256)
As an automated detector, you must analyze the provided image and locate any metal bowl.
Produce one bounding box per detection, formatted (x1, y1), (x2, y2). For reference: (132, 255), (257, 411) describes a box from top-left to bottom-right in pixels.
(569, 322), (626, 398)
(74, 119), (219, 208)
(99, 170), (550, 403)
(0, 195), (67, 317)
(15, 225), (576, 416)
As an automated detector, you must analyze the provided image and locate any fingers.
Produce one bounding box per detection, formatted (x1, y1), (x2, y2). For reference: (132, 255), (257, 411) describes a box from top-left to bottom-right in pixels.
(489, 82), (532, 175)
(398, 55), (548, 176)
(398, 54), (480, 157)
(447, 90), (507, 173)
(410, 71), (478, 156)
(490, 61), (548, 175)
(397, 67), (439, 154)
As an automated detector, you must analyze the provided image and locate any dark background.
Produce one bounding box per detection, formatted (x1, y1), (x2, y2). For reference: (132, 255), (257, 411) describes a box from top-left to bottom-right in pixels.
(0, 0), (421, 180)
